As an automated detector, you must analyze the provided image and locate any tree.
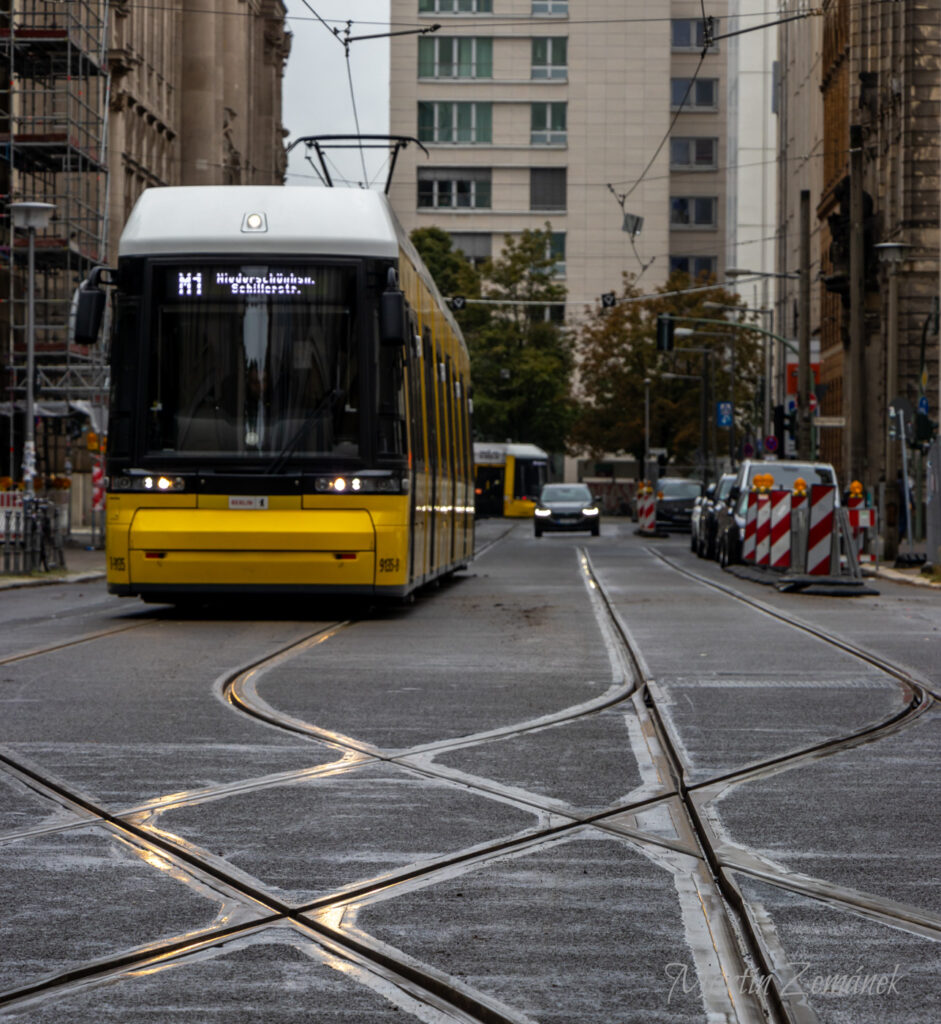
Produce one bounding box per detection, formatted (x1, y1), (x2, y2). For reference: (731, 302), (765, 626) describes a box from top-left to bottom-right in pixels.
(411, 225), (577, 453)
(570, 271), (761, 474)
(470, 227), (576, 451)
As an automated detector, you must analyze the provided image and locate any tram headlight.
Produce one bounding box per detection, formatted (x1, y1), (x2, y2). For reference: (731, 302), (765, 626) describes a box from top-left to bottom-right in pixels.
(314, 474), (408, 494)
(125, 474), (186, 492)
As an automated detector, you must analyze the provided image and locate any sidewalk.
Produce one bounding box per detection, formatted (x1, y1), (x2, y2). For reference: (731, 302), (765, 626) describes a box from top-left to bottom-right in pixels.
(0, 536), (106, 591)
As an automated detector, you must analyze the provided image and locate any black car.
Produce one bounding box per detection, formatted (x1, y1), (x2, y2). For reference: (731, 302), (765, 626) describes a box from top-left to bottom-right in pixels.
(654, 477), (703, 532)
(534, 483), (600, 537)
(691, 473), (736, 558)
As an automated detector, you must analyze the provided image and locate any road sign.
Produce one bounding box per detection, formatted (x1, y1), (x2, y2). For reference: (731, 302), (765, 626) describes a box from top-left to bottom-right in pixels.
(450, 296), (466, 310)
(918, 395), (930, 415)
(743, 442), (755, 458)
(765, 435), (778, 453)
(717, 401), (733, 428)
(808, 393), (818, 412)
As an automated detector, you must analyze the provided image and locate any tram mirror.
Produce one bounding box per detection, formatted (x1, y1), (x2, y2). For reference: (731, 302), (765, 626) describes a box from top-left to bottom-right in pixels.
(380, 290), (407, 347)
(70, 265), (114, 345)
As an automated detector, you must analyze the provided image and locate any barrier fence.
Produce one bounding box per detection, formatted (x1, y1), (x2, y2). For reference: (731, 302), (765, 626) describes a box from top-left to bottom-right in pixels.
(1, 497), (68, 575)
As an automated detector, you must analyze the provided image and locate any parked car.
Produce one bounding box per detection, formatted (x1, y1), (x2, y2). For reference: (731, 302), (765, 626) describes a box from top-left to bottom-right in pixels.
(714, 460), (840, 567)
(691, 473), (736, 559)
(653, 477), (703, 532)
(534, 483), (601, 537)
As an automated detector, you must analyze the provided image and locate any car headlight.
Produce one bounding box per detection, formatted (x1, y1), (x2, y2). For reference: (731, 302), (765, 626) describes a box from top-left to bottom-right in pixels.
(581, 507), (599, 516)
(534, 507), (552, 518)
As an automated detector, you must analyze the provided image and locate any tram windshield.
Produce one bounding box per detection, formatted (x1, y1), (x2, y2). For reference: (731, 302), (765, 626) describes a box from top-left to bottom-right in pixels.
(145, 263), (360, 460)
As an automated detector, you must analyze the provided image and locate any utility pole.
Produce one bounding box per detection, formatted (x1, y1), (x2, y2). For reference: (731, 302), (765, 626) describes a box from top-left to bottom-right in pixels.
(848, 124), (866, 483)
(797, 190), (812, 459)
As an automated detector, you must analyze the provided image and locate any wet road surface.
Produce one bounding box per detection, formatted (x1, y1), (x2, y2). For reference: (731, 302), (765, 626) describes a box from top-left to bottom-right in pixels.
(0, 519), (938, 1022)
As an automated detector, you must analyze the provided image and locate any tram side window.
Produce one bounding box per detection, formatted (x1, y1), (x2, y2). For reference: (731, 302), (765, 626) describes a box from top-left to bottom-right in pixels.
(515, 457), (548, 501)
(423, 328), (438, 472)
(407, 316), (425, 473)
(378, 318), (407, 458)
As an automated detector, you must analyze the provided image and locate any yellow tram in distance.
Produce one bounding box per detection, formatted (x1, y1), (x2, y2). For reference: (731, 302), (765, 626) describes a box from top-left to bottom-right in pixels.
(74, 186), (474, 602)
(473, 442), (549, 517)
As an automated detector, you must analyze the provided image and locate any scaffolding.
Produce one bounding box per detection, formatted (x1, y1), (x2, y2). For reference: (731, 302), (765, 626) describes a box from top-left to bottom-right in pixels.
(1, 0), (110, 481)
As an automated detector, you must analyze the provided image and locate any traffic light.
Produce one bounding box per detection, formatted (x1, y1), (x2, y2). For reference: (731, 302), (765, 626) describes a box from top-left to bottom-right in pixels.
(915, 411), (937, 444)
(656, 314), (675, 352)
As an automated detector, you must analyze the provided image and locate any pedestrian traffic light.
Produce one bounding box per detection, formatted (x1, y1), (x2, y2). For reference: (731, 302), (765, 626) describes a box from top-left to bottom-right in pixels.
(656, 314), (675, 352)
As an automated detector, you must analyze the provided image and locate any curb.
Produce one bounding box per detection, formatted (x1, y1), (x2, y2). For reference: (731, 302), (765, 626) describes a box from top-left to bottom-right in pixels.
(0, 570), (106, 592)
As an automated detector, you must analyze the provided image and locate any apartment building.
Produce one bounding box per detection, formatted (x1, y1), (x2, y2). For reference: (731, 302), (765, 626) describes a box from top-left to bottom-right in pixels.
(388, 0), (729, 314)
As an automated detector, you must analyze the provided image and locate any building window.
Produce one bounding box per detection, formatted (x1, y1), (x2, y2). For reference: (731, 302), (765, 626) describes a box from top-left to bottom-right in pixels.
(671, 78), (718, 110)
(420, 0), (493, 12)
(531, 102), (567, 144)
(418, 101), (493, 143)
(418, 37), (492, 78)
(450, 232), (491, 265)
(547, 231), (566, 275)
(532, 1), (568, 14)
(670, 137), (719, 170)
(418, 168), (492, 208)
(669, 255), (718, 280)
(530, 167), (566, 210)
(531, 37), (567, 79)
(670, 196), (718, 228)
(671, 19), (719, 51)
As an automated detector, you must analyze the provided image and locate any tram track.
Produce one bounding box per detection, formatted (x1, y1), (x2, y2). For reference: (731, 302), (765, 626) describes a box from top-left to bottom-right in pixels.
(590, 542), (941, 1022)
(1, 535), (937, 1021)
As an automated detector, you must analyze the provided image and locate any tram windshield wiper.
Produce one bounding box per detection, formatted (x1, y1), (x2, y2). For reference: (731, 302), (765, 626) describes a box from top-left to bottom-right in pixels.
(264, 388), (342, 475)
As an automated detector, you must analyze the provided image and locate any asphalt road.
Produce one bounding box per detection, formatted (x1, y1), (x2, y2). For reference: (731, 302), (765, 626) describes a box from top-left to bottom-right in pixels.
(0, 519), (938, 1023)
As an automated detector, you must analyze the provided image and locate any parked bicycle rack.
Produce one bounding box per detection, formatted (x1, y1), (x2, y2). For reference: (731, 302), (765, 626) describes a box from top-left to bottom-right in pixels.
(1, 497), (68, 575)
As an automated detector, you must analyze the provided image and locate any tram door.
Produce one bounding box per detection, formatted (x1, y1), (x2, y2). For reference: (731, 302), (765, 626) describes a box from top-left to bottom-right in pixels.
(474, 465), (504, 517)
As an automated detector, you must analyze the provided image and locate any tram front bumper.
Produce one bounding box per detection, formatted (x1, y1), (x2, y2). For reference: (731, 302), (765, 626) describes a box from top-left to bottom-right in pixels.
(119, 507), (377, 591)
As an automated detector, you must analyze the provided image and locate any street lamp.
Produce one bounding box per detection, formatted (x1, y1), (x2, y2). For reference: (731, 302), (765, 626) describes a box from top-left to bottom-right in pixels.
(11, 202), (56, 494)
(725, 267), (800, 281)
(643, 376), (651, 479)
(875, 241), (914, 559)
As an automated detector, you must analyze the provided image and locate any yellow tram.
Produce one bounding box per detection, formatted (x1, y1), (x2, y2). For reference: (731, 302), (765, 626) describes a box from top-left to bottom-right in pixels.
(473, 442), (549, 518)
(73, 187), (474, 601)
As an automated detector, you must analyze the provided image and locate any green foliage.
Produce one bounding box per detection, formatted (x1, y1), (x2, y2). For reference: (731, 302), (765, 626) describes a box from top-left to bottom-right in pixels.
(570, 271), (762, 468)
(411, 225), (576, 453)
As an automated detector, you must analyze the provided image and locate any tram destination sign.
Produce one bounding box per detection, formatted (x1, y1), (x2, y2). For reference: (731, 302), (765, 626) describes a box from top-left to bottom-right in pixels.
(171, 268), (319, 299)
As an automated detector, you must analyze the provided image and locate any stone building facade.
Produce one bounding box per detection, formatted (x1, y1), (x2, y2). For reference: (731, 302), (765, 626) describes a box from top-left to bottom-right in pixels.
(107, 0), (291, 260)
(777, 0), (939, 550)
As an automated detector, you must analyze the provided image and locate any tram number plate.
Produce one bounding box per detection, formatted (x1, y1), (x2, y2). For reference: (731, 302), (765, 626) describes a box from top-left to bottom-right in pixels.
(229, 496), (268, 510)
(379, 558), (401, 573)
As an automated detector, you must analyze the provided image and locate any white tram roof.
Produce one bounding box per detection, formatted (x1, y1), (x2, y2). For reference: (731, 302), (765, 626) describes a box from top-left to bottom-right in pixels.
(473, 442), (549, 464)
(119, 186), (403, 258)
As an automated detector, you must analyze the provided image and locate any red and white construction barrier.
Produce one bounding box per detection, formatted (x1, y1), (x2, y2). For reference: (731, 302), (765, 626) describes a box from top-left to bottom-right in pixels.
(807, 484), (836, 575)
(770, 489), (792, 569)
(637, 491), (656, 533)
(92, 458), (106, 513)
(755, 493), (772, 566)
(742, 492), (759, 563)
(0, 493), (24, 509)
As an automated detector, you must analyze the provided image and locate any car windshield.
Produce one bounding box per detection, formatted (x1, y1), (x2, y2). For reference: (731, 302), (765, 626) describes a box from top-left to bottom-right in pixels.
(716, 476), (735, 500)
(657, 479), (701, 499)
(541, 484), (591, 503)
